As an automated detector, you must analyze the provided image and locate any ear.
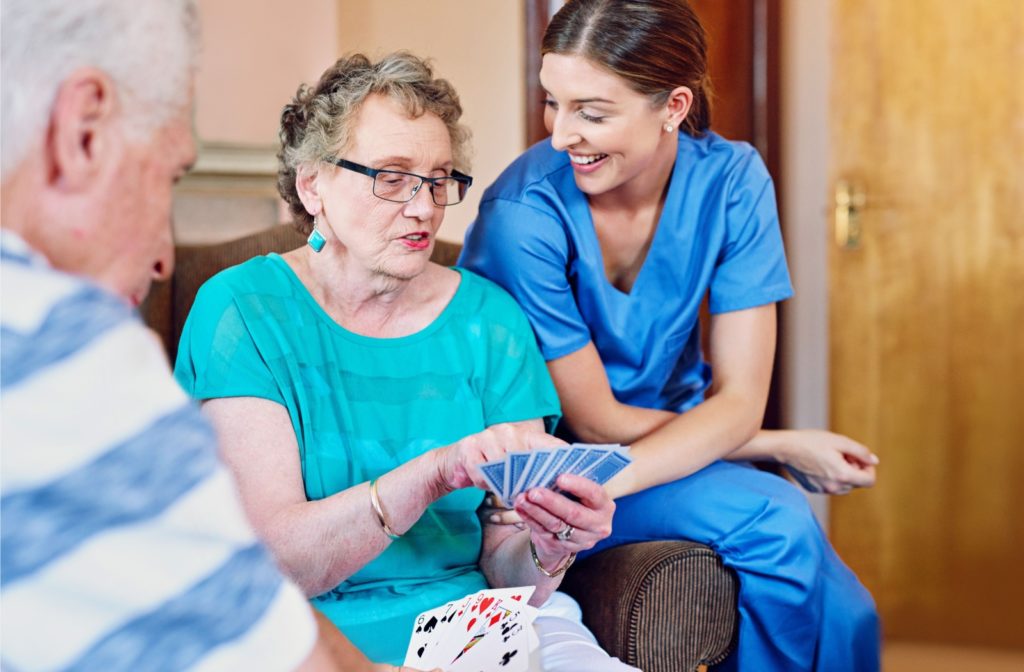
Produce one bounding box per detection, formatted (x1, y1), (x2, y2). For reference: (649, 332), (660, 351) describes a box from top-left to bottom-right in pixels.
(295, 162), (323, 217)
(664, 85), (694, 130)
(47, 68), (118, 190)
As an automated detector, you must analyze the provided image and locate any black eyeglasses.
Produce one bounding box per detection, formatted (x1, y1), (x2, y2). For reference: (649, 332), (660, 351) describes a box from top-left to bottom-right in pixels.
(326, 157), (473, 207)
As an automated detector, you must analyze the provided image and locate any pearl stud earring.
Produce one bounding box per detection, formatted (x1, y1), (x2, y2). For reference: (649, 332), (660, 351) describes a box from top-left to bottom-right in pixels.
(664, 123), (675, 133)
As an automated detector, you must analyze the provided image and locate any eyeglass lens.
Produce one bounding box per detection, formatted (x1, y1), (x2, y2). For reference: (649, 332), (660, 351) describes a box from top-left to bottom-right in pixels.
(372, 171), (466, 206)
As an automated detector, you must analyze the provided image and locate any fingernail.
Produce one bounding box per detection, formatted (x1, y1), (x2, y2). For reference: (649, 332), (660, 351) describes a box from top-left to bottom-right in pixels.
(528, 489), (542, 502)
(489, 514), (500, 523)
(870, 454), (880, 465)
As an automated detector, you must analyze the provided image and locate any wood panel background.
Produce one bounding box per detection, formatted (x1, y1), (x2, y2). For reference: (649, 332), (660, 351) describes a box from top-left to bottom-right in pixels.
(829, 0), (1024, 648)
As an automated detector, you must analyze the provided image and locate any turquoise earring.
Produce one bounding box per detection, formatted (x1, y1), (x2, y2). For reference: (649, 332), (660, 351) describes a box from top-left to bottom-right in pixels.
(307, 217), (326, 253)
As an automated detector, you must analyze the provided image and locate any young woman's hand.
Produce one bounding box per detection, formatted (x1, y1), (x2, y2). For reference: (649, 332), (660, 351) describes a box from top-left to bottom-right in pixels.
(479, 494), (525, 527)
(776, 429), (879, 494)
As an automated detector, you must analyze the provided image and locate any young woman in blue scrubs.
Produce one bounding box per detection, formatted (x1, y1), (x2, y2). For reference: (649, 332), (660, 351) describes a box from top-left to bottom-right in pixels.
(460, 1), (881, 669)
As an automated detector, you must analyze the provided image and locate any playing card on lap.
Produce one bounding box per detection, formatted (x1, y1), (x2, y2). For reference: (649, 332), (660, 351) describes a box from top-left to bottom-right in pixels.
(437, 586), (534, 666)
(447, 603), (535, 672)
(405, 587), (536, 671)
(403, 598), (463, 668)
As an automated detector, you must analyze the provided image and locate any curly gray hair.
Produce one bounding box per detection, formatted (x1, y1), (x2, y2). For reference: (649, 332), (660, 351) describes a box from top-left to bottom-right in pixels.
(277, 51), (472, 234)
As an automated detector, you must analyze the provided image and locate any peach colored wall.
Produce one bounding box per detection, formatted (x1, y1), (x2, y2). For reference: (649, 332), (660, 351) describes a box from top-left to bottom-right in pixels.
(195, 0), (340, 146)
(338, 1), (526, 242)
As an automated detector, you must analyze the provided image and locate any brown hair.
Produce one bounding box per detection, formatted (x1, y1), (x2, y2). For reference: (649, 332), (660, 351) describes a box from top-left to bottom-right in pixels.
(542, 0), (712, 137)
(277, 52), (471, 234)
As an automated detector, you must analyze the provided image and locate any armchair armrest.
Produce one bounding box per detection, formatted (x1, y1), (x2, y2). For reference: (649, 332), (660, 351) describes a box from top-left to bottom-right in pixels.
(560, 541), (738, 672)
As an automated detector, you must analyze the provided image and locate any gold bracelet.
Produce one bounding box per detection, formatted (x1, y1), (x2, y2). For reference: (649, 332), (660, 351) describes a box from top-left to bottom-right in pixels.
(369, 478), (400, 540)
(529, 539), (576, 577)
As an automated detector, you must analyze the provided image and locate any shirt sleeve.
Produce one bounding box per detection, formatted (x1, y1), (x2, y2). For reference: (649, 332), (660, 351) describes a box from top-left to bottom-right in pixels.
(174, 277), (285, 404)
(472, 281), (562, 433)
(460, 197), (592, 362)
(708, 150), (794, 314)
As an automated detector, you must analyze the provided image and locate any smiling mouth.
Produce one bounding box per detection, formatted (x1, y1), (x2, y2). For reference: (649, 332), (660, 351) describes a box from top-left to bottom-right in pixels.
(569, 153), (608, 165)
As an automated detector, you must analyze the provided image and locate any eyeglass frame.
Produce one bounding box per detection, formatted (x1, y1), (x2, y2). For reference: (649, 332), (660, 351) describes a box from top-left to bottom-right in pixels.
(325, 157), (473, 207)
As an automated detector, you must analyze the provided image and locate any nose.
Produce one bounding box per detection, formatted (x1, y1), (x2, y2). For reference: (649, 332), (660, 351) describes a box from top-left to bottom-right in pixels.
(549, 110), (580, 152)
(401, 179), (436, 221)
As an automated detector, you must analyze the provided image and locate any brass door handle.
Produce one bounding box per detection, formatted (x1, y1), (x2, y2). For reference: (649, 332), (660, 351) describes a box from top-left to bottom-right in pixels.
(834, 180), (867, 249)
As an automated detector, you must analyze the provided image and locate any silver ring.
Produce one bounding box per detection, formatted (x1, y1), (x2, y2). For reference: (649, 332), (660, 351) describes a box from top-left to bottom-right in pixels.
(554, 524), (574, 541)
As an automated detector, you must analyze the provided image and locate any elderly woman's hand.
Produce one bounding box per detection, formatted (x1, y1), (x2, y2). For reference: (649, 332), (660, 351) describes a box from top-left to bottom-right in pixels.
(512, 473), (614, 568)
(433, 422), (566, 494)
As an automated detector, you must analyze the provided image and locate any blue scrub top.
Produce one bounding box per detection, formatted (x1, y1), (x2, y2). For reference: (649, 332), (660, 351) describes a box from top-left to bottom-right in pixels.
(459, 131), (793, 416)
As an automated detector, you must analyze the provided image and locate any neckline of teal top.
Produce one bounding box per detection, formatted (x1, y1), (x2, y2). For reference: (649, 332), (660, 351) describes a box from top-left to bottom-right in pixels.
(265, 253), (468, 348)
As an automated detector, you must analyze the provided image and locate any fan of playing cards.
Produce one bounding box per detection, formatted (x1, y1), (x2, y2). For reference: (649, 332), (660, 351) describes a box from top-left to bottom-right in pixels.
(404, 587), (539, 671)
(478, 443), (632, 506)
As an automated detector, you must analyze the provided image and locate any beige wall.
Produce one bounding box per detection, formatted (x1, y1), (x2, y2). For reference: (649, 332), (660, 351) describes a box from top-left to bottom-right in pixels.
(195, 0), (340, 146)
(180, 0), (524, 244)
(338, 0), (525, 242)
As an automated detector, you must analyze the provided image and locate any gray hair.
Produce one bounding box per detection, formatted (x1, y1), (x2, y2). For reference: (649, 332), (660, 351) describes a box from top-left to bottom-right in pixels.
(1, 0), (200, 178)
(277, 51), (472, 234)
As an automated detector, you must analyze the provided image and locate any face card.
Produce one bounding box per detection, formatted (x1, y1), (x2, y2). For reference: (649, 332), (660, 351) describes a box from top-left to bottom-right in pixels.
(447, 604), (532, 672)
(579, 449), (632, 486)
(432, 586), (534, 668)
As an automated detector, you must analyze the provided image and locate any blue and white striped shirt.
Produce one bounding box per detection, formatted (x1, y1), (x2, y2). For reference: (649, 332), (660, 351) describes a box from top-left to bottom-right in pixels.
(0, 231), (316, 671)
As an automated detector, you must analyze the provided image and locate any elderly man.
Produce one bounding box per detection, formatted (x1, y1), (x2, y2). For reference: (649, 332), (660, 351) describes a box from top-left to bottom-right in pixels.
(0, 2), (428, 670)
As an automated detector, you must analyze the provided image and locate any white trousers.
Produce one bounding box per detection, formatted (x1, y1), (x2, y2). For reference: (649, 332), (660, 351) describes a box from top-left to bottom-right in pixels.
(533, 592), (640, 672)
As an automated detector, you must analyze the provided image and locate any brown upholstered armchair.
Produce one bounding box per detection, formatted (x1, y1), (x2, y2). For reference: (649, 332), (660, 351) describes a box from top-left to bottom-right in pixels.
(141, 226), (738, 671)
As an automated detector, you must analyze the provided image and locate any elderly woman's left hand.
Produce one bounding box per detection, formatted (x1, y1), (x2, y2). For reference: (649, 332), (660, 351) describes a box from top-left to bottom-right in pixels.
(512, 473), (615, 568)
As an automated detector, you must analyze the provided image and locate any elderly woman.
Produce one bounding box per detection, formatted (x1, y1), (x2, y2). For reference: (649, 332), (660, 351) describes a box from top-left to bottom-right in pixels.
(174, 53), (635, 672)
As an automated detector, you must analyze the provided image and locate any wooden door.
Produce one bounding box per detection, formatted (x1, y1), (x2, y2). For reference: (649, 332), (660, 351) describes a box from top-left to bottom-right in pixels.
(829, 0), (1024, 648)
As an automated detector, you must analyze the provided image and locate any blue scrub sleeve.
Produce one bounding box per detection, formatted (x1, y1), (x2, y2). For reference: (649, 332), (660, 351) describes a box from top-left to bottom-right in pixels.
(708, 153), (794, 314)
(461, 198), (592, 362)
(174, 280), (285, 405)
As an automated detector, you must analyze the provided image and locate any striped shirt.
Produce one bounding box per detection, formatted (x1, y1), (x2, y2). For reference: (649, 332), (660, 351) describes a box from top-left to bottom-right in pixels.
(0, 231), (316, 671)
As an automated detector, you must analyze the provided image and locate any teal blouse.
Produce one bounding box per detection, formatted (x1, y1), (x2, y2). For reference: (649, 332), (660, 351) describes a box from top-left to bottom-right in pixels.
(174, 255), (560, 664)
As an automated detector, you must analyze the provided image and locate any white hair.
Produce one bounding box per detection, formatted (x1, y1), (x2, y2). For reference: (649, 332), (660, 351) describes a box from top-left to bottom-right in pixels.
(1, 0), (200, 178)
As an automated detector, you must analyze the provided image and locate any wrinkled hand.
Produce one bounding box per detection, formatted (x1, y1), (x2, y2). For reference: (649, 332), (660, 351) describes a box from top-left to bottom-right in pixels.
(434, 422), (566, 493)
(778, 429), (878, 495)
(513, 473), (614, 570)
